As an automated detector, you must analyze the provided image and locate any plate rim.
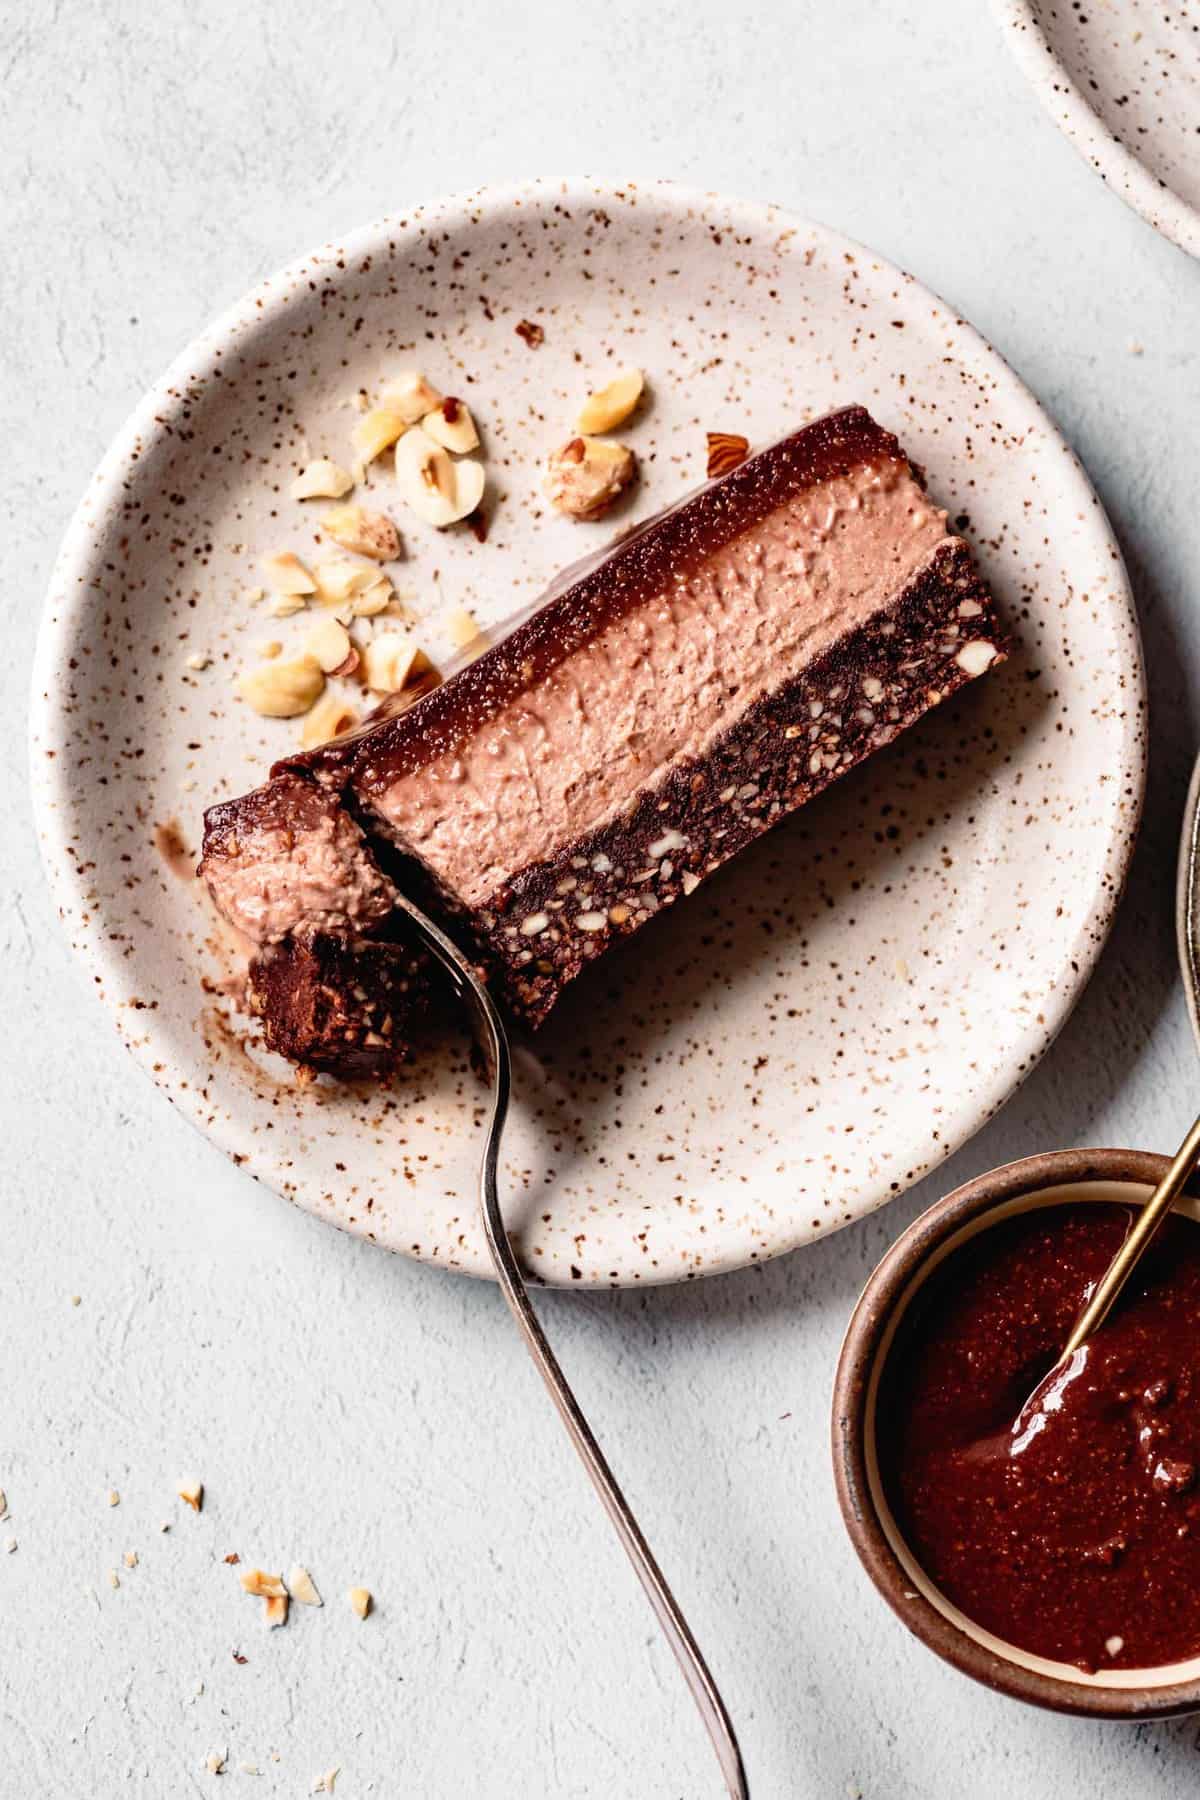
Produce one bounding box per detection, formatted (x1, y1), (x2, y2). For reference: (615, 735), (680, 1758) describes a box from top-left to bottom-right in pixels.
(30, 176), (1148, 1285)
(992, 0), (1200, 260)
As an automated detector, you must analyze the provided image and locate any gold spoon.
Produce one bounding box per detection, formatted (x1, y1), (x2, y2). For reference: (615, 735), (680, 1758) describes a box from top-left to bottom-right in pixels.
(392, 890), (750, 1800)
(1058, 1112), (1200, 1359)
(1055, 753), (1200, 1360)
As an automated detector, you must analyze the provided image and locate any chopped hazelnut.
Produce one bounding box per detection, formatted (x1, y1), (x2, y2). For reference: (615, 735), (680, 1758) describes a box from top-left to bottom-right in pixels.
(239, 1569), (288, 1599)
(237, 657), (325, 719)
(320, 504), (401, 562)
(544, 437), (636, 520)
(378, 370), (443, 423)
(362, 631), (432, 695)
(445, 606), (486, 654)
(267, 594), (308, 619)
(290, 458), (355, 501)
(576, 366), (643, 434)
(177, 1479), (204, 1512)
(287, 1565), (323, 1607)
(394, 427), (485, 527)
(300, 691), (360, 750)
(348, 1586), (372, 1619)
(422, 397), (480, 454)
(262, 552), (317, 596)
(351, 407), (408, 464)
(955, 639), (998, 677)
(303, 615), (352, 674)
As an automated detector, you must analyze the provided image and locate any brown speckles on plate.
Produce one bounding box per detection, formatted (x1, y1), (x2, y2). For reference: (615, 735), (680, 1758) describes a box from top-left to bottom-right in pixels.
(31, 180), (1145, 1287)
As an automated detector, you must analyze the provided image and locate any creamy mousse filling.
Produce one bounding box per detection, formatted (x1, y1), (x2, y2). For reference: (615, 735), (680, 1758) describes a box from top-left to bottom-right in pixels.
(360, 455), (948, 908)
(203, 775), (397, 945)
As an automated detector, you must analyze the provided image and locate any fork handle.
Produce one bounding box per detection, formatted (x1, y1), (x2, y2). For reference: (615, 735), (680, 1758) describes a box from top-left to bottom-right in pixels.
(479, 1041), (750, 1800)
(394, 893), (750, 1797)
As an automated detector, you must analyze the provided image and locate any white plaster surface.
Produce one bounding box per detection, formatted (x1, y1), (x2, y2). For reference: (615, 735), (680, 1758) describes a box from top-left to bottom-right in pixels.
(5, 1), (1200, 1794)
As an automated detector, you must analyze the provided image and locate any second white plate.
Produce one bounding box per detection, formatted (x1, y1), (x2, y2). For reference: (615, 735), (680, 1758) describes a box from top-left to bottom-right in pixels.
(995, 0), (1200, 259)
(31, 180), (1145, 1285)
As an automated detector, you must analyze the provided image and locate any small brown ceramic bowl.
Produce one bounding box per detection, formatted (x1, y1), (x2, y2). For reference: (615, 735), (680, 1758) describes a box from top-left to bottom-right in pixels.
(833, 1146), (1200, 1719)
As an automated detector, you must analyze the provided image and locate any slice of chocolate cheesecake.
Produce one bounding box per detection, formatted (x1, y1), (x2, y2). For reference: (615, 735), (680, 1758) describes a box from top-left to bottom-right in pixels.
(201, 405), (1006, 1075)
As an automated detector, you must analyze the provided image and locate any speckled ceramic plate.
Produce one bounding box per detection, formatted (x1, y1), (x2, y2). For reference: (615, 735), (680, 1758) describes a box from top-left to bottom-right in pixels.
(31, 179), (1145, 1286)
(994, 0), (1200, 259)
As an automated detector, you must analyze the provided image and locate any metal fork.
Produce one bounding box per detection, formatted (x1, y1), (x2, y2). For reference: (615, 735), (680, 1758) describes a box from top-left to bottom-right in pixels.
(393, 892), (750, 1800)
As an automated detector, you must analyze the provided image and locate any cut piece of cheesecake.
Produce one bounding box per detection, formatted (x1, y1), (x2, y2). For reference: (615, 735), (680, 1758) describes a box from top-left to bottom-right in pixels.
(201, 405), (1006, 1073)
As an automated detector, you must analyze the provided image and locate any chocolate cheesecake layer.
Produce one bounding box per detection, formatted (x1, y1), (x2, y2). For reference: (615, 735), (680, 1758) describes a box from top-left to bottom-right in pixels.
(201, 405), (1007, 1071)
(203, 770), (397, 945)
(454, 536), (1000, 1024)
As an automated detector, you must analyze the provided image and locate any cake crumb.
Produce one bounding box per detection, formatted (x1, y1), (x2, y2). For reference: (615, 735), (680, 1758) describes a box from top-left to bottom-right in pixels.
(178, 1479), (204, 1512)
(108, 1569), (120, 1590)
(107, 1489), (120, 1508)
(0, 1491), (7, 1520)
(186, 652), (212, 671)
(1128, 341), (1144, 356)
(348, 1586), (372, 1620)
(204, 1749), (226, 1775)
(70, 1294), (81, 1307)
(5, 1538), (16, 1554)
(123, 1551), (138, 1568)
(312, 1770), (339, 1793)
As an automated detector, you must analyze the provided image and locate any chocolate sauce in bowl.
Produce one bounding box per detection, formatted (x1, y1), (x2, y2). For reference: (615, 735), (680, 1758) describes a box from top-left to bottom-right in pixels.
(878, 1202), (1200, 1672)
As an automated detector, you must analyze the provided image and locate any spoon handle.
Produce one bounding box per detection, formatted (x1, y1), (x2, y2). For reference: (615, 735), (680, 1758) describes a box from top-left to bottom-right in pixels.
(395, 894), (750, 1800)
(1061, 1110), (1200, 1359)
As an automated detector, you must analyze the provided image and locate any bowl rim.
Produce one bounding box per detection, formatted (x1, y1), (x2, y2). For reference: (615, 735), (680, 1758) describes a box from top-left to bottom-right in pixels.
(831, 1144), (1200, 1719)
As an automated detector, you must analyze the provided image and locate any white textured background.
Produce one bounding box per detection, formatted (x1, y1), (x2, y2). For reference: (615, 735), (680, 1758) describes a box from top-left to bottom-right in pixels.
(6, 1), (1200, 1794)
